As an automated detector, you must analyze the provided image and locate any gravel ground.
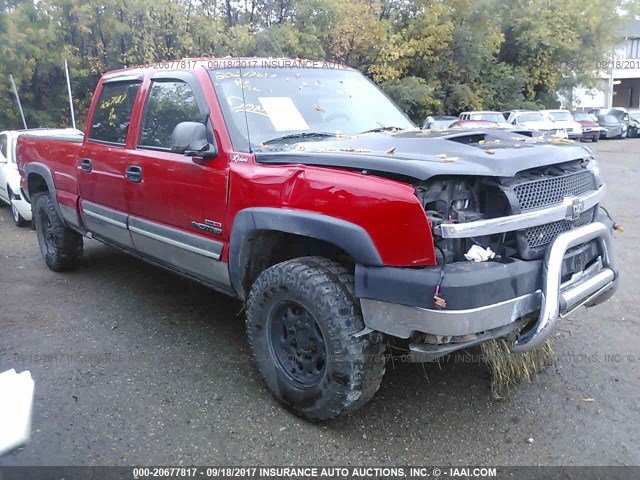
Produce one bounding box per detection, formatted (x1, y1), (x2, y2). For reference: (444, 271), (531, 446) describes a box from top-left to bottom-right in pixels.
(0, 138), (638, 467)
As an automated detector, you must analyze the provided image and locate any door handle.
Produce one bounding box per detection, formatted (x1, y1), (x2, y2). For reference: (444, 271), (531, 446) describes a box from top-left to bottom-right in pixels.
(126, 165), (143, 183)
(79, 158), (92, 173)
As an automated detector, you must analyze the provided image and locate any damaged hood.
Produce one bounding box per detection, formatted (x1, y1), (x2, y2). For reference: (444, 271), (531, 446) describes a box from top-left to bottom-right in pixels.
(254, 129), (594, 180)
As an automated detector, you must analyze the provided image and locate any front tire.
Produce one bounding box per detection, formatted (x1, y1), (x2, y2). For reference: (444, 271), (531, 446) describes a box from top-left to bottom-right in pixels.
(246, 256), (386, 421)
(33, 192), (83, 271)
(9, 188), (28, 227)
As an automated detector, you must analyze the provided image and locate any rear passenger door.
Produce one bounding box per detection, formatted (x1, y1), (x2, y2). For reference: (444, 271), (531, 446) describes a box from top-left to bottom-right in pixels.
(125, 72), (230, 288)
(78, 78), (141, 248)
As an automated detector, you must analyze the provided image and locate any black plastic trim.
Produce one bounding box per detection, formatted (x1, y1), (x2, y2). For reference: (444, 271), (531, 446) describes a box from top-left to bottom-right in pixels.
(23, 163), (64, 221)
(356, 240), (601, 310)
(229, 208), (383, 299)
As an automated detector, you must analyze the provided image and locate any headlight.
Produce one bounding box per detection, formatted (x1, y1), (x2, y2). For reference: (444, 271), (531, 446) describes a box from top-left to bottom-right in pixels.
(586, 158), (602, 186)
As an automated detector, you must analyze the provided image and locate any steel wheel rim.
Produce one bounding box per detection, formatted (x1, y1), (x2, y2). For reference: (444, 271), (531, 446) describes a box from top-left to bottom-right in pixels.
(41, 212), (56, 255)
(267, 299), (327, 388)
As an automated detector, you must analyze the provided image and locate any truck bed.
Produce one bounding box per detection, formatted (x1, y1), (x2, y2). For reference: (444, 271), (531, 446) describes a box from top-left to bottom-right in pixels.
(17, 133), (85, 222)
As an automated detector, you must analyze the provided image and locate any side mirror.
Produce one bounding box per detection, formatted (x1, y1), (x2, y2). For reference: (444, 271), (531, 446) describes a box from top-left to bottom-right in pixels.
(171, 121), (218, 160)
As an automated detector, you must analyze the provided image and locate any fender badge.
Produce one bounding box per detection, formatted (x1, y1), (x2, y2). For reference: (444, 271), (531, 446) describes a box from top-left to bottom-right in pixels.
(192, 220), (222, 234)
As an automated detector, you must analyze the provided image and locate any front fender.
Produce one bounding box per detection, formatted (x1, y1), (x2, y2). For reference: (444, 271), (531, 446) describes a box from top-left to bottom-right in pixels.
(5, 164), (23, 197)
(228, 208), (383, 299)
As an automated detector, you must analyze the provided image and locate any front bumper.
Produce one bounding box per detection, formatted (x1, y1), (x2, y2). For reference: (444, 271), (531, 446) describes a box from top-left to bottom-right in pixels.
(601, 127), (622, 138)
(357, 218), (618, 354)
(581, 131), (599, 140)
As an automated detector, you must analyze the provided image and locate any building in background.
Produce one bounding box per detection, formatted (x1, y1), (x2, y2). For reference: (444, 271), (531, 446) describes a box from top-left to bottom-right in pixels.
(569, 18), (640, 111)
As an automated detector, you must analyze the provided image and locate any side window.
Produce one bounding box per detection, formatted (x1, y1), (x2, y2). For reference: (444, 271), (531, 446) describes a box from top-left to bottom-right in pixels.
(89, 81), (141, 145)
(0, 134), (7, 159)
(139, 80), (202, 150)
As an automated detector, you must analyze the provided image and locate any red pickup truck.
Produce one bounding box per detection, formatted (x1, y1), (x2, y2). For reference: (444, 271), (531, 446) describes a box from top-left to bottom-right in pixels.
(17, 58), (619, 420)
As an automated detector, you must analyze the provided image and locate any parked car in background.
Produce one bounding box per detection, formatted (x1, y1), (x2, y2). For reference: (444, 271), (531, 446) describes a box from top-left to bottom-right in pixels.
(572, 112), (602, 142)
(449, 119), (501, 129)
(590, 108), (629, 138)
(628, 109), (640, 138)
(504, 111), (567, 138)
(450, 119), (540, 138)
(422, 115), (457, 129)
(610, 108), (630, 138)
(458, 111), (511, 128)
(1, 129), (82, 226)
(596, 114), (625, 139)
(501, 109), (530, 121)
(541, 110), (583, 140)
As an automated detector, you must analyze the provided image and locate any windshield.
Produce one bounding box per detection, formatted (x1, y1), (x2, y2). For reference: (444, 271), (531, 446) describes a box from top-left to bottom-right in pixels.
(209, 67), (414, 149)
(573, 112), (597, 122)
(427, 119), (456, 129)
(469, 113), (504, 123)
(548, 111), (573, 122)
(629, 112), (640, 121)
(598, 115), (618, 123)
(454, 121), (499, 129)
(517, 112), (547, 123)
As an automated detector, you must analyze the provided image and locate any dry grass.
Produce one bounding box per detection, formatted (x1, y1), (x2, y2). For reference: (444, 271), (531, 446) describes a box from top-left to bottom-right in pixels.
(480, 338), (556, 398)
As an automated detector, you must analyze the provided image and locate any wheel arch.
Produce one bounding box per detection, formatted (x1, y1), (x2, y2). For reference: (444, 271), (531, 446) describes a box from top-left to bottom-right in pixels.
(228, 208), (383, 300)
(24, 163), (65, 223)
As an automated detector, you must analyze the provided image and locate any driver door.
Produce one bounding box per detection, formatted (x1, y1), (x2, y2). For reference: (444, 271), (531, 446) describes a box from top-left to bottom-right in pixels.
(125, 72), (230, 288)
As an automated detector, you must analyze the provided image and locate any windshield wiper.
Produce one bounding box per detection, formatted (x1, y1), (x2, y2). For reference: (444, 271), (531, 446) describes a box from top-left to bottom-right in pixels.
(358, 126), (405, 134)
(261, 132), (338, 146)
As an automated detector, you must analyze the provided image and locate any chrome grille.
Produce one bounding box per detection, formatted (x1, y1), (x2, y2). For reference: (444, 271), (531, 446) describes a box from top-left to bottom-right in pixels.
(523, 208), (595, 248)
(506, 167), (598, 259)
(514, 171), (595, 211)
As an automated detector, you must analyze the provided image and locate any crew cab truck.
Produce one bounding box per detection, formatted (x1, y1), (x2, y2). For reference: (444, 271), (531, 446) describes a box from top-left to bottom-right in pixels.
(17, 59), (619, 421)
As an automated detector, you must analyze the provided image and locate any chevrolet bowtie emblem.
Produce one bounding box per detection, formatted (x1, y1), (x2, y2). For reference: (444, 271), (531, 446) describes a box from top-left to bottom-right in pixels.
(567, 197), (585, 221)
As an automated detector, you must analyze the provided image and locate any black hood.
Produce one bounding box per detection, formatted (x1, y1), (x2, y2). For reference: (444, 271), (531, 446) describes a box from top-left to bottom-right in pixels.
(254, 129), (594, 180)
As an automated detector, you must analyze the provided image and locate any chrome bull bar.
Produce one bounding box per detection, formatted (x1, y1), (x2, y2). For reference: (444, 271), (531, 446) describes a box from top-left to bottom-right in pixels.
(511, 222), (618, 353)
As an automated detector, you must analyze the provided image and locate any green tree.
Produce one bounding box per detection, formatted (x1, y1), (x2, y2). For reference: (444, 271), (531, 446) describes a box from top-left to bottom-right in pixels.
(0, 0), (636, 129)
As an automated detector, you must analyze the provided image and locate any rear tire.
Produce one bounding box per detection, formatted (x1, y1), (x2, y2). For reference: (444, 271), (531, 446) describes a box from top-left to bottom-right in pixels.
(246, 256), (386, 421)
(33, 192), (83, 272)
(9, 188), (28, 227)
